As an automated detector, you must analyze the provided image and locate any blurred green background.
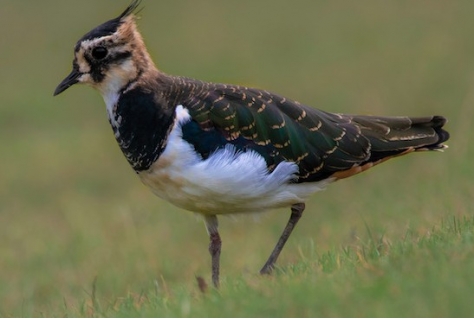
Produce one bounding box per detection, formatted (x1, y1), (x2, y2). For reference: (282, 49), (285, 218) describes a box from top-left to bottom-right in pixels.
(1, 0), (473, 316)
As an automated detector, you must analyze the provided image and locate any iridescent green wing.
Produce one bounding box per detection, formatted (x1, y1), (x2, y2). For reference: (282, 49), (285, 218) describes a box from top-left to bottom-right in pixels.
(179, 81), (370, 182)
(177, 79), (448, 183)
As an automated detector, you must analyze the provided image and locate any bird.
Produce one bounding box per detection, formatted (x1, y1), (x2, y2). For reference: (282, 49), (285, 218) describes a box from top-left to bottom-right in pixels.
(54, 0), (449, 288)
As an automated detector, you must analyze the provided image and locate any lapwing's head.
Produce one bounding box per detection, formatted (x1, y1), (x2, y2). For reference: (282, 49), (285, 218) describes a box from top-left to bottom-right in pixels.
(54, 0), (154, 96)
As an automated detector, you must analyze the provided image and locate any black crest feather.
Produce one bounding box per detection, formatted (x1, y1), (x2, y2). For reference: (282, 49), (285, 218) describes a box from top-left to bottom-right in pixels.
(75, 0), (142, 48)
(119, 0), (142, 20)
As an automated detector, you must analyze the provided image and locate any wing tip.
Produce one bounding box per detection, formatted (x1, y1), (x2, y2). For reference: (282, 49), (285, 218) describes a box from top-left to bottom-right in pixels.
(430, 115), (450, 149)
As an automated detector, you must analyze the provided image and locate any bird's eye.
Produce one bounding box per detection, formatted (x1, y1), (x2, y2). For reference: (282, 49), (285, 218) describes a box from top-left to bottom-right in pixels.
(91, 46), (108, 60)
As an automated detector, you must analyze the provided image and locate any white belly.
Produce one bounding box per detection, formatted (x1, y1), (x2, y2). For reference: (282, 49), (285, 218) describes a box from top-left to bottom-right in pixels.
(138, 105), (333, 215)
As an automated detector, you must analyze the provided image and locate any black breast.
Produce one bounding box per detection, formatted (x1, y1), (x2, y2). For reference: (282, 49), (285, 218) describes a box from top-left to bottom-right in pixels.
(112, 87), (175, 171)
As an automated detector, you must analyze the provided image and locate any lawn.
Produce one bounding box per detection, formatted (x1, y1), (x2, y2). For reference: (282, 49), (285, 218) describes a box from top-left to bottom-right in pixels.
(1, 0), (473, 316)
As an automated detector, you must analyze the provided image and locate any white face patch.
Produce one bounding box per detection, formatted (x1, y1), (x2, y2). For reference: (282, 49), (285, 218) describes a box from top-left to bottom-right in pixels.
(78, 73), (91, 83)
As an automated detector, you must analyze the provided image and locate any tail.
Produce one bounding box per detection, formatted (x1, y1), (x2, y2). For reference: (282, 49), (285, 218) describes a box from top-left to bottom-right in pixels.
(353, 115), (449, 164)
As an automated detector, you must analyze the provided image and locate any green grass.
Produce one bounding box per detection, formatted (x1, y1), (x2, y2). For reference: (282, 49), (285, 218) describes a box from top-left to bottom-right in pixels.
(21, 216), (474, 317)
(1, 0), (474, 317)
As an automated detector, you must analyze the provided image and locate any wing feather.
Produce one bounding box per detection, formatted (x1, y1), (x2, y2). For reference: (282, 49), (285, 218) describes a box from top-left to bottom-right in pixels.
(169, 77), (448, 182)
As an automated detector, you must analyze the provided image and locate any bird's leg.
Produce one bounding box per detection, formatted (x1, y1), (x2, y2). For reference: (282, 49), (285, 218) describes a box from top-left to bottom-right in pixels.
(260, 203), (305, 275)
(204, 215), (221, 288)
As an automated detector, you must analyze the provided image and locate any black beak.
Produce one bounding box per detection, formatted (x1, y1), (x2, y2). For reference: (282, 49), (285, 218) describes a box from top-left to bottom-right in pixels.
(53, 69), (82, 96)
